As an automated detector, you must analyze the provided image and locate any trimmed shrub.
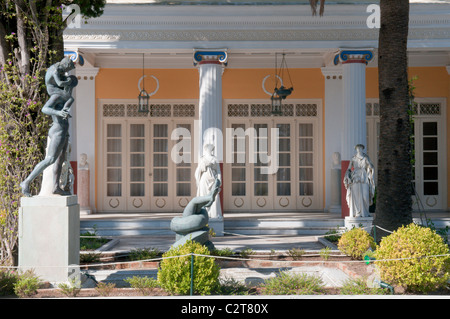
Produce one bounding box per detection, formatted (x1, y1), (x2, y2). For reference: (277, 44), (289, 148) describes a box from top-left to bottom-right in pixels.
(375, 223), (450, 293)
(157, 240), (220, 295)
(338, 227), (376, 260)
(263, 271), (325, 295)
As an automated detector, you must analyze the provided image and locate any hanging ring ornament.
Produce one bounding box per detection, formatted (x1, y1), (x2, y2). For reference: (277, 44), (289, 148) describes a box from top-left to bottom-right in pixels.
(262, 75), (283, 96)
(234, 197), (244, 208)
(256, 197), (266, 207)
(279, 197), (289, 207)
(155, 198), (166, 208)
(301, 197), (312, 208)
(178, 198), (189, 208)
(109, 198), (120, 209)
(138, 75), (159, 97)
(426, 197), (437, 207)
(132, 198), (143, 208)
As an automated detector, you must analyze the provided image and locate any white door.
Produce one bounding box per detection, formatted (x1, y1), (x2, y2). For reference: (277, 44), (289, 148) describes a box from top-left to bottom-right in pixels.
(366, 99), (447, 211)
(99, 100), (197, 212)
(224, 101), (322, 211)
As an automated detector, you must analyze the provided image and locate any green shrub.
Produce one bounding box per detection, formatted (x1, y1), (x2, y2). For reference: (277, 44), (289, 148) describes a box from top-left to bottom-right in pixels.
(95, 282), (116, 297)
(157, 240), (220, 295)
(14, 270), (41, 298)
(375, 223), (450, 294)
(58, 277), (81, 297)
(129, 247), (161, 261)
(0, 269), (17, 296)
(263, 271), (325, 295)
(125, 276), (159, 295)
(340, 277), (389, 295)
(338, 227), (376, 260)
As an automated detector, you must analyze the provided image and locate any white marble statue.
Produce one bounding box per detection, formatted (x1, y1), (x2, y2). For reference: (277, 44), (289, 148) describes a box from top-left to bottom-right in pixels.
(195, 144), (222, 219)
(343, 144), (375, 218)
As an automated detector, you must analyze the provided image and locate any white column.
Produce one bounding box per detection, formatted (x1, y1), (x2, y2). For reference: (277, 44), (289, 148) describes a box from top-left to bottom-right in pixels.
(335, 49), (374, 160)
(321, 66), (343, 213)
(74, 67), (99, 212)
(194, 50), (227, 223)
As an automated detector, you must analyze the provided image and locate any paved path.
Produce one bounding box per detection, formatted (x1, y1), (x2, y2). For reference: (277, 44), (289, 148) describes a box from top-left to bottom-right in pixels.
(102, 233), (328, 253)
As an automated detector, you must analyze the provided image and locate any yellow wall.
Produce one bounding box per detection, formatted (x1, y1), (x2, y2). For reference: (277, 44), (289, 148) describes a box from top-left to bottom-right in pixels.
(95, 66), (449, 209)
(96, 68), (324, 100)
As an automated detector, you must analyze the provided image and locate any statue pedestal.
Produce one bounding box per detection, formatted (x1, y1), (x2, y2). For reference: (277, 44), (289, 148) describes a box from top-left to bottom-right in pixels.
(18, 195), (80, 286)
(77, 168), (91, 214)
(344, 216), (373, 232)
(209, 217), (224, 236)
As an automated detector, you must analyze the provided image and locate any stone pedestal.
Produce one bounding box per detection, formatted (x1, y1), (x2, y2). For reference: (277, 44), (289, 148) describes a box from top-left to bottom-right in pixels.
(77, 168), (91, 214)
(209, 217), (224, 236)
(18, 195), (80, 286)
(329, 168), (341, 213)
(344, 216), (373, 232)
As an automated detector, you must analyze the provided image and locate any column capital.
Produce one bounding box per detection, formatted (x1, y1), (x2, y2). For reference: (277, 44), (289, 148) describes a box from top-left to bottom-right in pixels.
(193, 49), (228, 66)
(321, 66), (343, 80)
(334, 49), (374, 66)
(75, 67), (100, 81)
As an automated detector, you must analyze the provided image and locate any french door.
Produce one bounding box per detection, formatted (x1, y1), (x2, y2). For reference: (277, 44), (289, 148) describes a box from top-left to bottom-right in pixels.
(225, 101), (322, 211)
(366, 98), (447, 211)
(100, 101), (196, 212)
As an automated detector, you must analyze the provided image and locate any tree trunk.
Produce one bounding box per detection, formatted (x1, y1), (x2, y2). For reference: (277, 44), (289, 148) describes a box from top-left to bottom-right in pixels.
(373, 0), (413, 239)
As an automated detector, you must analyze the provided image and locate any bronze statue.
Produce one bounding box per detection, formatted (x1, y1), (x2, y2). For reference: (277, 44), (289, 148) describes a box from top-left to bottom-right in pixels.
(21, 57), (77, 197)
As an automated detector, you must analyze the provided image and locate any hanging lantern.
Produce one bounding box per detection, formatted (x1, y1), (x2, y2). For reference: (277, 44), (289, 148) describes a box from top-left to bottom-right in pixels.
(138, 88), (150, 113)
(271, 93), (283, 116)
(271, 53), (294, 115)
(138, 53), (149, 113)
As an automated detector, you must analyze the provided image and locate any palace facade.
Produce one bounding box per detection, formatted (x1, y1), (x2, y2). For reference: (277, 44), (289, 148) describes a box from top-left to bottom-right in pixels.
(63, 0), (450, 217)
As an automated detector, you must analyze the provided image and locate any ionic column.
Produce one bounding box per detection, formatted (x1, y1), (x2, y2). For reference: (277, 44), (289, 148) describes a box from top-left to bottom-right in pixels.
(334, 49), (374, 160)
(334, 49), (373, 218)
(193, 50), (227, 226)
(321, 66), (343, 213)
(74, 67), (99, 213)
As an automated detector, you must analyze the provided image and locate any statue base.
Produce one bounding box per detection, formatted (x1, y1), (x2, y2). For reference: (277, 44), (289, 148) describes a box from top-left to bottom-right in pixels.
(208, 217), (224, 236)
(344, 216), (373, 232)
(18, 195), (80, 286)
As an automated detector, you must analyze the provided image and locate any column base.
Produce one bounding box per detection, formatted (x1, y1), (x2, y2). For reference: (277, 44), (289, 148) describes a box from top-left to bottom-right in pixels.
(19, 195), (80, 286)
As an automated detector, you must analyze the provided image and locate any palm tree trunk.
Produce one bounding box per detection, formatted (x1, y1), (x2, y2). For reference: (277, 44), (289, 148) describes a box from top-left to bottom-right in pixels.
(373, 0), (413, 238)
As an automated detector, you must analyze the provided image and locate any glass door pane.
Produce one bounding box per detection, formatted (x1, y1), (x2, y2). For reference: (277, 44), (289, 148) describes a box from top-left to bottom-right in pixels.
(105, 123), (125, 210)
(151, 123), (171, 211)
(175, 123), (193, 209)
(298, 123), (314, 196)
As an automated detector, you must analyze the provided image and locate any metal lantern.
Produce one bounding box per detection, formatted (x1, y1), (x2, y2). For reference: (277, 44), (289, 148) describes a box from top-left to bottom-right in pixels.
(271, 53), (294, 115)
(138, 53), (150, 113)
(271, 93), (283, 115)
(138, 88), (150, 113)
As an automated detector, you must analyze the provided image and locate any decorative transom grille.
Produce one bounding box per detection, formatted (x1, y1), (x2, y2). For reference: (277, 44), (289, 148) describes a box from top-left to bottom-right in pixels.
(103, 104), (125, 117)
(103, 103), (196, 118)
(150, 104), (171, 117)
(296, 104), (318, 117)
(419, 103), (440, 115)
(251, 104), (272, 117)
(368, 101), (441, 116)
(127, 104), (149, 117)
(227, 103), (318, 117)
(228, 104), (249, 117)
(173, 104), (195, 117)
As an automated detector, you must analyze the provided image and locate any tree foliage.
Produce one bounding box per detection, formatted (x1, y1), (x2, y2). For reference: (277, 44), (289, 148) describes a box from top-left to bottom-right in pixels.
(0, 0), (104, 266)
